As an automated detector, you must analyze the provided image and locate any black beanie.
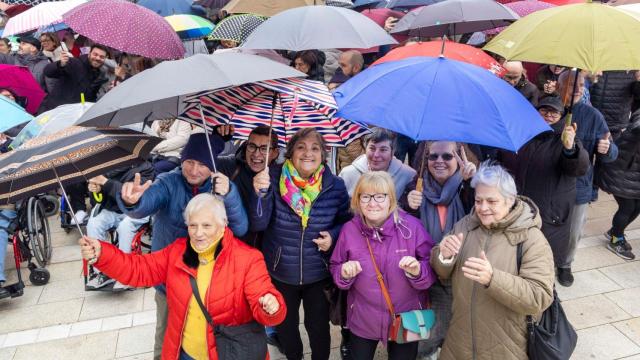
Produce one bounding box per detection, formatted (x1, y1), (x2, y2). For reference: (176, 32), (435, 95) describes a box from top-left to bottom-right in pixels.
(181, 133), (225, 171)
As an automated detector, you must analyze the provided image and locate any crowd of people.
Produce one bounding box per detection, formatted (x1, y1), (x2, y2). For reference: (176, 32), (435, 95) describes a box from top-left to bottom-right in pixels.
(2, 3), (640, 360)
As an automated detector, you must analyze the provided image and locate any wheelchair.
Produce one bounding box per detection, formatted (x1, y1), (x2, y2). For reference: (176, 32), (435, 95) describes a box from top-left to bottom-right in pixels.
(1, 196), (54, 299)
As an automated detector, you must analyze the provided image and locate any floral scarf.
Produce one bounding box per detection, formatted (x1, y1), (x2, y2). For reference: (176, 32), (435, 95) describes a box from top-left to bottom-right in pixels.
(279, 159), (324, 229)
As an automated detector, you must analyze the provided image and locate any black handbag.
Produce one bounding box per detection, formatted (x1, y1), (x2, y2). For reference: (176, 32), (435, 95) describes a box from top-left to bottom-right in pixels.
(516, 243), (578, 360)
(189, 277), (267, 360)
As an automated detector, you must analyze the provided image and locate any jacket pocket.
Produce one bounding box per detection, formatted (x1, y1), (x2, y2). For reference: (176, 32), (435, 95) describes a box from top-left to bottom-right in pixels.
(272, 246), (282, 272)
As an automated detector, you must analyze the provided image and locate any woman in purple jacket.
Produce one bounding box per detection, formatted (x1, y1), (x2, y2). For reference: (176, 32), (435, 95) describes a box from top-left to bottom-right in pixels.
(330, 171), (437, 360)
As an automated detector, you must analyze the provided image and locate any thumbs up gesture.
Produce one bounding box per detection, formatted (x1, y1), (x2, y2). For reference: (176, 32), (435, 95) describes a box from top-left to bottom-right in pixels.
(121, 173), (152, 206)
(597, 132), (611, 155)
(79, 236), (102, 265)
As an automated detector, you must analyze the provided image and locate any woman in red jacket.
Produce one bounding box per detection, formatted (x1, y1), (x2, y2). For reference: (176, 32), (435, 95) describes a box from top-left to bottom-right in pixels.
(80, 193), (287, 360)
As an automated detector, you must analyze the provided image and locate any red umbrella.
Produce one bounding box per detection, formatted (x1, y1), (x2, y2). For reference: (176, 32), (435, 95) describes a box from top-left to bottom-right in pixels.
(372, 41), (506, 77)
(4, 4), (30, 17)
(0, 64), (46, 114)
(62, 0), (185, 60)
(542, 0), (582, 5)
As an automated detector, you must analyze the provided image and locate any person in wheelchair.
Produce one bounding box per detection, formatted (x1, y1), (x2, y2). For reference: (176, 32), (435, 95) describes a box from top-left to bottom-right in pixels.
(0, 203), (17, 297)
(85, 160), (155, 291)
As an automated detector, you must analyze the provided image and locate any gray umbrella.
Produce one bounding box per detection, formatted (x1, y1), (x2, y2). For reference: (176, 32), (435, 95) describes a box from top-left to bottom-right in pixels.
(391, 0), (519, 38)
(77, 52), (306, 127)
(241, 5), (397, 51)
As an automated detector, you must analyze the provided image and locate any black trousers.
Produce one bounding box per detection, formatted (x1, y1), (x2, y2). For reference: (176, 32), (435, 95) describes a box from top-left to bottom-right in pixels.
(612, 196), (640, 237)
(272, 278), (331, 360)
(65, 182), (88, 213)
(350, 333), (418, 360)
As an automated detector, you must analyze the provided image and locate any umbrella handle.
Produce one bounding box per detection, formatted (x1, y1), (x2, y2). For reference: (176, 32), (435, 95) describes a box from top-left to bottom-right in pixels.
(416, 178), (424, 193)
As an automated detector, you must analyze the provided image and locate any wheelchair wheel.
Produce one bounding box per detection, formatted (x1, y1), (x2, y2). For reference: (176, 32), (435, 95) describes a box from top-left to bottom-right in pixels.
(40, 195), (60, 217)
(27, 198), (52, 267)
(29, 268), (50, 286)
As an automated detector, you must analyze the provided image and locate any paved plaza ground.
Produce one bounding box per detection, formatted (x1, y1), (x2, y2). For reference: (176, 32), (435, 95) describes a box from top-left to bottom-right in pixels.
(1, 192), (640, 359)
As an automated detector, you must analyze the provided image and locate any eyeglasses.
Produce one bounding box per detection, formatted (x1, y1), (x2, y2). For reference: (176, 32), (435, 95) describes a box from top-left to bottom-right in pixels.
(359, 193), (388, 203)
(539, 108), (561, 118)
(427, 153), (454, 161)
(246, 143), (270, 154)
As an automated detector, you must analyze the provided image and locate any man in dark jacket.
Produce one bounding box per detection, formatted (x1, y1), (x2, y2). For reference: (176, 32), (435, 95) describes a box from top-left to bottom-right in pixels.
(85, 161), (155, 291)
(556, 71), (620, 285)
(0, 36), (49, 91)
(590, 70), (639, 137)
(42, 44), (109, 110)
(503, 61), (539, 107)
(499, 96), (590, 284)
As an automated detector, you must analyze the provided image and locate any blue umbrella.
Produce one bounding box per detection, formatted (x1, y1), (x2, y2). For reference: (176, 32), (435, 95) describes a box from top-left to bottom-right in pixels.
(0, 95), (33, 134)
(137, 0), (206, 16)
(334, 56), (550, 152)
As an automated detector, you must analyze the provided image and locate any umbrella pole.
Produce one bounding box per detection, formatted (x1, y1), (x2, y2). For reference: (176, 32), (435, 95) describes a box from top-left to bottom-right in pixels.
(198, 104), (218, 174)
(416, 143), (427, 193)
(263, 93), (279, 173)
(561, 69), (580, 143)
(51, 166), (85, 237)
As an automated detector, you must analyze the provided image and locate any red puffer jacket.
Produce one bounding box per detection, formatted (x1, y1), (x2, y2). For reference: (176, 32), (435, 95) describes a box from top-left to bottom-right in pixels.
(94, 227), (287, 360)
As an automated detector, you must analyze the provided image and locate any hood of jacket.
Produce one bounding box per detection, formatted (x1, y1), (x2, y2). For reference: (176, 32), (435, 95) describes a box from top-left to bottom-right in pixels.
(351, 154), (406, 177)
(16, 52), (48, 66)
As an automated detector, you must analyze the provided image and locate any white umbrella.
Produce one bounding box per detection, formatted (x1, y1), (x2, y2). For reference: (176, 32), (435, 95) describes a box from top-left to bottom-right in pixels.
(3, 0), (86, 36)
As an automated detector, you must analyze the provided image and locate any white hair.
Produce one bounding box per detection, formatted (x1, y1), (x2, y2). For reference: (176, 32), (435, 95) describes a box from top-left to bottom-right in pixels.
(471, 161), (518, 200)
(183, 193), (227, 226)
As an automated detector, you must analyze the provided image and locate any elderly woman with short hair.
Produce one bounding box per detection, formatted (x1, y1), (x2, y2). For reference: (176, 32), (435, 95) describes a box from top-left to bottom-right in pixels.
(80, 193), (286, 360)
(250, 128), (351, 360)
(430, 162), (555, 360)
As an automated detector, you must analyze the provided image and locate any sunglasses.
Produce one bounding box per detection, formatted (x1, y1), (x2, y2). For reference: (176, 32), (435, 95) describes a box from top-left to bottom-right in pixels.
(427, 153), (454, 161)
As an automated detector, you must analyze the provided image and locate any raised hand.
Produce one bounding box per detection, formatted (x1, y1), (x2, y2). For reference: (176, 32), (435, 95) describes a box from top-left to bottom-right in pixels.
(121, 173), (152, 206)
(407, 190), (423, 210)
(312, 231), (332, 252)
(562, 123), (577, 150)
(543, 80), (557, 94)
(440, 233), (463, 260)
(597, 132), (611, 155)
(216, 124), (234, 137)
(454, 146), (477, 180)
(253, 168), (271, 195)
(60, 51), (70, 67)
(79, 236), (102, 264)
(341, 260), (362, 280)
(399, 256), (421, 277)
(211, 172), (230, 196)
(462, 251), (493, 286)
(258, 293), (280, 315)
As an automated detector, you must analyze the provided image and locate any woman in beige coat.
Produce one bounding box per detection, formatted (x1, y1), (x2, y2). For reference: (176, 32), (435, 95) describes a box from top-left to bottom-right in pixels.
(430, 162), (555, 359)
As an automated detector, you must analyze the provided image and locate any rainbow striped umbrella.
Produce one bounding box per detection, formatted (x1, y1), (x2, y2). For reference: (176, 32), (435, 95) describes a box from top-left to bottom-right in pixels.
(179, 78), (368, 147)
(165, 14), (215, 40)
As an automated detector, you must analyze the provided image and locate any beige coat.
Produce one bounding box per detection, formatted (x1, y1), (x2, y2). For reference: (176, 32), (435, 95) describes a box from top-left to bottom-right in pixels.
(431, 197), (555, 360)
(150, 119), (192, 159)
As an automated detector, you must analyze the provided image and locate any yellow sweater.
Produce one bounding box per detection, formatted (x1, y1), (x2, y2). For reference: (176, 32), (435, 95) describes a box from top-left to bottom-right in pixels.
(182, 240), (220, 359)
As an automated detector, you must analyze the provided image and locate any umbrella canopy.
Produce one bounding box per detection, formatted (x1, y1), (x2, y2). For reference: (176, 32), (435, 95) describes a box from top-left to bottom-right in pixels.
(11, 102), (93, 148)
(223, 0), (324, 17)
(391, 0), (519, 37)
(2, 0), (84, 36)
(373, 41), (506, 76)
(138, 0), (204, 16)
(208, 13), (266, 44)
(334, 56), (549, 151)
(0, 64), (46, 114)
(179, 77), (368, 147)
(3, 4), (31, 17)
(194, 0), (231, 9)
(77, 52), (306, 127)
(327, 0), (354, 7)
(242, 5), (397, 50)
(62, 0), (185, 60)
(483, 1), (640, 72)
(352, 0), (386, 9)
(542, 0), (582, 5)
(0, 126), (160, 205)
(0, 95), (33, 134)
(485, 0), (555, 35)
(385, 0), (443, 9)
(165, 14), (215, 40)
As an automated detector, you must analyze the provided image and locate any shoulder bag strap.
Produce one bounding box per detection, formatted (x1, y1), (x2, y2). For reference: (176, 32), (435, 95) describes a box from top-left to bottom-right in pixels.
(189, 276), (215, 327)
(364, 235), (396, 317)
(515, 242), (534, 326)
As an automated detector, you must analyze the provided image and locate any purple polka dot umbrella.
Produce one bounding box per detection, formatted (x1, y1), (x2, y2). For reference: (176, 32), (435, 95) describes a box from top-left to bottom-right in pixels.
(62, 0), (185, 60)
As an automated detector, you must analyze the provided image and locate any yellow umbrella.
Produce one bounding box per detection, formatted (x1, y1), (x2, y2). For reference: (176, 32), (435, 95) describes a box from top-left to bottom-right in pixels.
(483, 0), (640, 72)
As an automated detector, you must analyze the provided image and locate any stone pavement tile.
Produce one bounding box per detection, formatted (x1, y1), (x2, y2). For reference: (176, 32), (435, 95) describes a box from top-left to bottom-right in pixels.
(45, 260), (84, 282)
(572, 245), (626, 272)
(3, 329), (39, 347)
(556, 269), (622, 301)
(614, 317), (640, 346)
(3, 267), (31, 286)
(69, 319), (102, 337)
(601, 262), (640, 289)
(79, 290), (144, 321)
(577, 234), (607, 249)
(0, 347), (16, 360)
(38, 276), (99, 304)
(132, 310), (156, 327)
(142, 287), (156, 311)
(117, 352), (154, 360)
(36, 324), (71, 342)
(619, 355), (640, 360)
(606, 288), (640, 317)
(102, 314), (133, 332)
(571, 324), (640, 360)
(0, 334), (5, 347)
(50, 229), (81, 248)
(12, 330), (118, 360)
(50, 245), (82, 264)
(563, 294), (631, 330)
(115, 324), (155, 358)
(0, 284), (43, 311)
(0, 298), (82, 334)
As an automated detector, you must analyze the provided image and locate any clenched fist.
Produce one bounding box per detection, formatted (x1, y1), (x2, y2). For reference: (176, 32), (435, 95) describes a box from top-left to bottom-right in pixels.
(259, 293), (280, 315)
(341, 260), (362, 280)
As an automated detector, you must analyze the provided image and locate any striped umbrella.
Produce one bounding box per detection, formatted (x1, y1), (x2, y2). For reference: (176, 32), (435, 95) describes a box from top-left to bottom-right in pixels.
(165, 14), (215, 40)
(208, 13), (266, 44)
(179, 78), (368, 148)
(3, 0), (85, 36)
(2, 0), (61, 6)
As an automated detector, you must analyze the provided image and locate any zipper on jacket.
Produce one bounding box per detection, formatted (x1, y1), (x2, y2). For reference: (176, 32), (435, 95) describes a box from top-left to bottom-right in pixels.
(298, 182), (333, 285)
(471, 231), (493, 360)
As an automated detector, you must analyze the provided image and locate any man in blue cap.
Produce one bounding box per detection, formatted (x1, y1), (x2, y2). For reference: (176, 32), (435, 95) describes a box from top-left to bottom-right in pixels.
(117, 130), (248, 359)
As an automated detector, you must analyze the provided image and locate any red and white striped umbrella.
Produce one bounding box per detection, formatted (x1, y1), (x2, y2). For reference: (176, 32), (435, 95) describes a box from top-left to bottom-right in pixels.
(179, 78), (369, 147)
(3, 0), (84, 36)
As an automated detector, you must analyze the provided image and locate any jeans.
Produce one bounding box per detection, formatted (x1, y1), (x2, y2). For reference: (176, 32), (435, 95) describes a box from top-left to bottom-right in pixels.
(350, 333), (418, 360)
(154, 291), (168, 360)
(561, 203), (588, 268)
(0, 209), (17, 282)
(87, 209), (149, 253)
(265, 325), (277, 337)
